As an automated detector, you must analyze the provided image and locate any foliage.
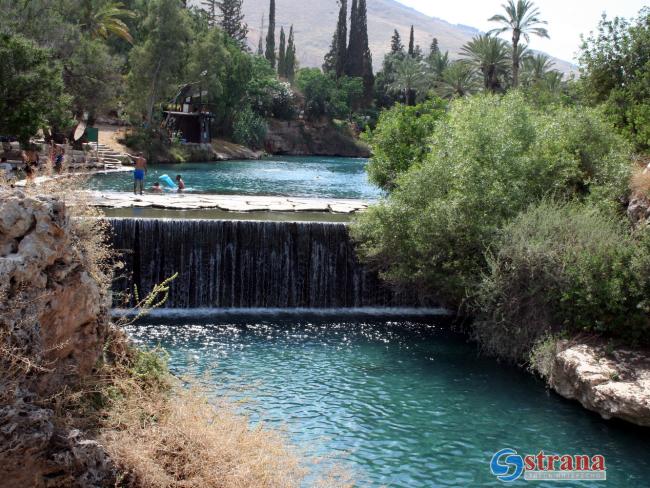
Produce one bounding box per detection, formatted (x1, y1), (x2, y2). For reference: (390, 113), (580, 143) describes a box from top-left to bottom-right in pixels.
(295, 68), (362, 120)
(79, 0), (136, 44)
(363, 99), (447, 190)
(387, 57), (431, 106)
(436, 61), (479, 99)
(352, 92), (632, 307)
(0, 33), (71, 144)
(187, 28), (253, 133)
(474, 201), (650, 362)
(233, 105), (267, 149)
(579, 8), (650, 151)
(126, 0), (191, 123)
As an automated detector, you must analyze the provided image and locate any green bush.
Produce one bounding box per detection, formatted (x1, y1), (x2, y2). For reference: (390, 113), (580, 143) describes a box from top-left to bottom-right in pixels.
(352, 92), (632, 307)
(233, 105), (267, 149)
(363, 99), (448, 191)
(474, 201), (650, 362)
(295, 68), (363, 120)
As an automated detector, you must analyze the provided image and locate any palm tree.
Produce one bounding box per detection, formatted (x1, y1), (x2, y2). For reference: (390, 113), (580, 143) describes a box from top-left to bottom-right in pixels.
(460, 35), (511, 92)
(522, 53), (554, 85)
(488, 0), (549, 88)
(436, 62), (479, 99)
(427, 50), (450, 82)
(388, 56), (431, 105)
(81, 1), (136, 44)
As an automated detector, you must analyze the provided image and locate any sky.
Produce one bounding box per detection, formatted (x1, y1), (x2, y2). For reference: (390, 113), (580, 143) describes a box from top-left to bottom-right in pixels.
(396, 0), (647, 63)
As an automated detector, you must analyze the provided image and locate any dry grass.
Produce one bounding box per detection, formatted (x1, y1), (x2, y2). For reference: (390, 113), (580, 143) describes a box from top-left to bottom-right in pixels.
(102, 386), (307, 488)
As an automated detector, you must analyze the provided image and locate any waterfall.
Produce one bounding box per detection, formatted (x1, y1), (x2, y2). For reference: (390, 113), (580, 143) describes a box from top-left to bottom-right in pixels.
(108, 218), (421, 309)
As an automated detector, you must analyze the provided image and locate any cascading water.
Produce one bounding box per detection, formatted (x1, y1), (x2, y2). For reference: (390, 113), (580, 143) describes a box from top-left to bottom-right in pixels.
(109, 218), (421, 309)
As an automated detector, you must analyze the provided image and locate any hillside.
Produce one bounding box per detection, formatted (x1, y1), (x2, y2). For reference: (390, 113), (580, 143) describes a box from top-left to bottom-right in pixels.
(233, 0), (574, 73)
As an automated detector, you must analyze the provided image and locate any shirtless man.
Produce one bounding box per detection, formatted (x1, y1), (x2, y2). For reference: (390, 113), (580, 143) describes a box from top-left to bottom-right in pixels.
(127, 152), (147, 195)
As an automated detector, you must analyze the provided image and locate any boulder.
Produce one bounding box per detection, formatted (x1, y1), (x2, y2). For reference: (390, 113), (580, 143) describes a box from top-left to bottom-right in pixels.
(548, 340), (650, 427)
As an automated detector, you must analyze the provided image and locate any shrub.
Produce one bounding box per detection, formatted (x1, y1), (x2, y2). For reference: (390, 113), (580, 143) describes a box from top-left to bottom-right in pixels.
(352, 92), (632, 307)
(295, 68), (363, 120)
(474, 201), (650, 362)
(233, 106), (267, 149)
(363, 99), (447, 191)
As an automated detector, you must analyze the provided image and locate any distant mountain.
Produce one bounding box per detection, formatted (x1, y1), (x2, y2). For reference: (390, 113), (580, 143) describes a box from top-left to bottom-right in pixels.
(193, 0), (574, 74)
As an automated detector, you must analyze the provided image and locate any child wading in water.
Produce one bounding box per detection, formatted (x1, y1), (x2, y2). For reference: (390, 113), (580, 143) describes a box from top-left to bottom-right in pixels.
(176, 174), (185, 192)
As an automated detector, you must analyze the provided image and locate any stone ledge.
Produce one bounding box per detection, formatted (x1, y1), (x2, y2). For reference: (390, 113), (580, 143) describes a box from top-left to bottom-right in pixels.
(88, 191), (370, 214)
(548, 340), (650, 427)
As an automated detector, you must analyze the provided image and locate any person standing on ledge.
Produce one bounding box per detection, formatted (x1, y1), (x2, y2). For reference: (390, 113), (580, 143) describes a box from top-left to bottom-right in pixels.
(127, 152), (147, 195)
(176, 174), (185, 192)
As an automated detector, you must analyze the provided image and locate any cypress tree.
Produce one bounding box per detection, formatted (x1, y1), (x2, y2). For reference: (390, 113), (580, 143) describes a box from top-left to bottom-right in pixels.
(285, 25), (296, 81)
(390, 29), (403, 53)
(265, 0), (276, 67)
(278, 26), (286, 77)
(345, 0), (360, 77)
(257, 14), (265, 56)
(357, 0), (374, 104)
(335, 0), (348, 78)
(323, 0), (347, 78)
(217, 0), (248, 49)
(408, 25), (415, 57)
(429, 37), (439, 57)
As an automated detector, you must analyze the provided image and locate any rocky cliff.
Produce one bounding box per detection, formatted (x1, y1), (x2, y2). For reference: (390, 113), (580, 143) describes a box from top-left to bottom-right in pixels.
(0, 189), (116, 487)
(546, 340), (650, 427)
(265, 119), (371, 158)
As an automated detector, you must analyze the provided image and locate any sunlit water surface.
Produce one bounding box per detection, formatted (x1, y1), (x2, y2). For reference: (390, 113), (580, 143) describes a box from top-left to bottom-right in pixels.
(125, 317), (650, 487)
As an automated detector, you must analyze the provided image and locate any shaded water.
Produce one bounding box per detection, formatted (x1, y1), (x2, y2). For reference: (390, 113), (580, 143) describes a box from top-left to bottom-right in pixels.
(89, 157), (381, 199)
(110, 218), (420, 309)
(127, 316), (650, 487)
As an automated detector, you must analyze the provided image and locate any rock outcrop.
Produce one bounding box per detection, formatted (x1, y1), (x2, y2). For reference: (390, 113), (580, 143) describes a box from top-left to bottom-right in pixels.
(548, 340), (650, 427)
(265, 119), (371, 158)
(0, 189), (116, 487)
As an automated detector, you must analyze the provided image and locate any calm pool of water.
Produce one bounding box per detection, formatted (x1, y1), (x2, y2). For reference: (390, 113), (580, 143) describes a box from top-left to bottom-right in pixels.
(89, 156), (381, 199)
(125, 317), (650, 487)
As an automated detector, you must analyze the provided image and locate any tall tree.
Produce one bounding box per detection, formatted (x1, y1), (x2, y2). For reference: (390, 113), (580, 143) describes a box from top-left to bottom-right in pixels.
(357, 0), (374, 103)
(217, 0), (248, 49)
(488, 0), (549, 87)
(324, 0), (348, 78)
(201, 0), (218, 26)
(265, 0), (276, 67)
(429, 37), (439, 57)
(390, 29), (403, 53)
(285, 25), (297, 81)
(278, 26), (286, 76)
(127, 0), (191, 123)
(257, 14), (264, 55)
(408, 25), (415, 57)
(345, 0), (360, 76)
(460, 34), (511, 92)
(437, 61), (479, 99)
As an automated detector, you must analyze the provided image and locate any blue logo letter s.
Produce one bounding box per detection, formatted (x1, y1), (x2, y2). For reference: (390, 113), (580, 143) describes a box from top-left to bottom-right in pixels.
(490, 448), (524, 483)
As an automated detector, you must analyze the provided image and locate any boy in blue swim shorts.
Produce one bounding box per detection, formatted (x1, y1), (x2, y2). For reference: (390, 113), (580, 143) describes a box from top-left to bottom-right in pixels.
(128, 152), (148, 195)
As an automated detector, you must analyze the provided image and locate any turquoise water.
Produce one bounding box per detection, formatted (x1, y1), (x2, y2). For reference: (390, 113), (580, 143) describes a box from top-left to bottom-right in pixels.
(126, 316), (650, 487)
(89, 156), (381, 199)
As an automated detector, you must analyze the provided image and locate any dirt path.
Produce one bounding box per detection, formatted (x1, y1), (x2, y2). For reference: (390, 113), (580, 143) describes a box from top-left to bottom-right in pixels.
(96, 124), (130, 154)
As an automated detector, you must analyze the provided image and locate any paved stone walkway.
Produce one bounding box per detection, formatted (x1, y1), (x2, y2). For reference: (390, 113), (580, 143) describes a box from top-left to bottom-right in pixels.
(90, 191), (370, 214)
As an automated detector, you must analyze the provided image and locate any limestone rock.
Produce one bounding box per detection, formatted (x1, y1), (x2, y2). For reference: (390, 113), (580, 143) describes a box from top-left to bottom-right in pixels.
(0, 189), (115, 486)
(548, 341), (650, 426)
